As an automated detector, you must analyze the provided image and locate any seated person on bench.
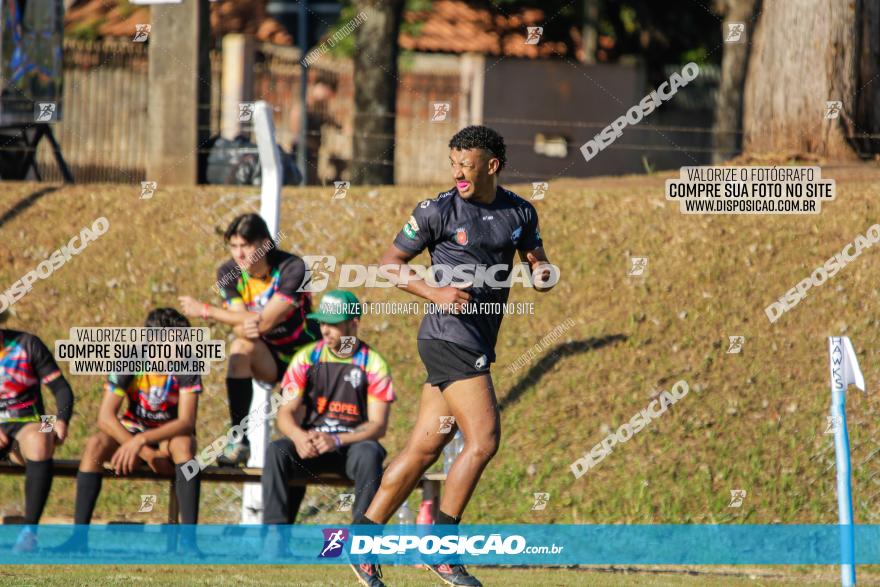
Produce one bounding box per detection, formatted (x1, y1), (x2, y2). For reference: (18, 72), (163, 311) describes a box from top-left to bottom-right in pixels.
(0, 309), (75, 552)
(70, 308), (202, 540)
(262, 290), (395, 526)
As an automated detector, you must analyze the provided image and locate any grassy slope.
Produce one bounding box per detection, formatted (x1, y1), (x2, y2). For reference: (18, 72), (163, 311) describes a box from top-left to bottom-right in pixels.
(1, 166), (880, 528)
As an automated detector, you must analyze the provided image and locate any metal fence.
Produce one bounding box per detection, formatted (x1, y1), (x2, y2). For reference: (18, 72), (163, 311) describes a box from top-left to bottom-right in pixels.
(27, 39), (719, 186)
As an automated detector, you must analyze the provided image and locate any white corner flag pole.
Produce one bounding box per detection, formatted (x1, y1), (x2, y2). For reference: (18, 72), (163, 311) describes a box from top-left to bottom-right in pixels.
(239, 101), (282, 524)
(828, 336), (866, 586)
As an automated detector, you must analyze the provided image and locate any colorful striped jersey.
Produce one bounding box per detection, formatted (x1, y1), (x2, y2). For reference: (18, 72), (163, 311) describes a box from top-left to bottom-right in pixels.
(106, 372), (202, 431)
(216, 249), (320, 363)
(281, 339), (394, 434)
(0, 330), (64, 423)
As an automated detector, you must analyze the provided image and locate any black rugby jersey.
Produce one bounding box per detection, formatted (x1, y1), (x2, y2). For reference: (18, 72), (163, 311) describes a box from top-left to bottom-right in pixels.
(392, 186), (543, 362)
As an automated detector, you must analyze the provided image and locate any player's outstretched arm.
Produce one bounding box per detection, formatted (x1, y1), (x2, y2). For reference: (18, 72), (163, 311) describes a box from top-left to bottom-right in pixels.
(179, 296), (259, 327)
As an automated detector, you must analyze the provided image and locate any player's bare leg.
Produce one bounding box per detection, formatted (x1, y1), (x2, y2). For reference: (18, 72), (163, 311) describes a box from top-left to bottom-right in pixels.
(10, 423), (55, 464)
(77, 431), (119, 473)
(435, 374), (500, 517)
(228, 336), (279, 382)
(364, 382), (455, 523)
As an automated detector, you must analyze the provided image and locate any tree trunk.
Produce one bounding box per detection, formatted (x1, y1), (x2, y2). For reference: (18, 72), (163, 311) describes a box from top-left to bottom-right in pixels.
(742, 0), (868, 159)
(712, 0), (759, 163)
(351, 0), (405, 185)
(852, 0), (880, 155)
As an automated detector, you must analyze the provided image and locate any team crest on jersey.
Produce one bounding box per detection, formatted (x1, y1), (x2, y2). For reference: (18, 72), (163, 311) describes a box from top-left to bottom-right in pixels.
(455, 227), (468, 245)
(146, 384), (168, 409)
(344, 368), (362, 388)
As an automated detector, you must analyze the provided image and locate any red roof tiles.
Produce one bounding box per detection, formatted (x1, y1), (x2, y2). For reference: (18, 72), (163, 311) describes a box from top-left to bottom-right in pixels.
(65, 0), (580, 58)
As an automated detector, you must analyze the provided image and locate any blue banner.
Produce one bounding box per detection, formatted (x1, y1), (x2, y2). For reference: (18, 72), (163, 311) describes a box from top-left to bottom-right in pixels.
(0, 524), (874, 565)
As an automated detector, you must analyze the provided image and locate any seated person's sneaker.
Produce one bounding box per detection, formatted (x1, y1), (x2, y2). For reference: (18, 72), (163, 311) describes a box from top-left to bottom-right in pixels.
(50, 534), (88, 554)
(217, 439), (250, 466)
(350, 562), (385, 587)
(176, 537), (205, 559)
(427, 563), (482, 586)
(12, 528), (38, 554)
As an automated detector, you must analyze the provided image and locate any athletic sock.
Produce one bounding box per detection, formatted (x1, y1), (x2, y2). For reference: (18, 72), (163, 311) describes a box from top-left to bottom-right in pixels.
(353, 512), (379, 525)
(24, 459), (54, 525)
(226, 377), (253, 444)
(435, 510), (461, 525)
(175, 464), (201, 524)
(74, 471), (103, 524)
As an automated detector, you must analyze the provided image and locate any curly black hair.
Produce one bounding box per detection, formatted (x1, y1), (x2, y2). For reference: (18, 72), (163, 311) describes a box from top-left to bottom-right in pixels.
(145, 307), (191, 329)
(448, 125), (507, 171)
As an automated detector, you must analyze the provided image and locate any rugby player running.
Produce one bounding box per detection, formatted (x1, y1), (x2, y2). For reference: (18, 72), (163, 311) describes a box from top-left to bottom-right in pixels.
(350, 126), (556, 587)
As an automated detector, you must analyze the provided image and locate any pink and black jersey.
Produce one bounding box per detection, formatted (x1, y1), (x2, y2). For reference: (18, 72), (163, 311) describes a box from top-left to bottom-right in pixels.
(281, 340), (394, 434)
(216, 250), (320, 361)
(0, 329), (72, 423)
(106, 372), (202, 431)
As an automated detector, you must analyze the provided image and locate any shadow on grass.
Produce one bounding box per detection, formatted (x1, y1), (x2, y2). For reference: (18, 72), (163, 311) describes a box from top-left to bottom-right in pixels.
(498, 334), (628, 412)
(0, 186), (60, 230)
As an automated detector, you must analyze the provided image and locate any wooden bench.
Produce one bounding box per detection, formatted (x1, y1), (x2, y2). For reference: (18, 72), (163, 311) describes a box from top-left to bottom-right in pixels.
(0, 459), (445, 523)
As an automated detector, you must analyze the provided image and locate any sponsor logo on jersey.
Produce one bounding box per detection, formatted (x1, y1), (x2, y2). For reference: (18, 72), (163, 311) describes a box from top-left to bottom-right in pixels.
(511, 226), (523, 244)
(403, 216), (419, 239)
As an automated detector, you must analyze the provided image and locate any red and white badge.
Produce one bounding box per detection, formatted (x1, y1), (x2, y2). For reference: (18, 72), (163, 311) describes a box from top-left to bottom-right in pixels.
(455, 227), (468, 245)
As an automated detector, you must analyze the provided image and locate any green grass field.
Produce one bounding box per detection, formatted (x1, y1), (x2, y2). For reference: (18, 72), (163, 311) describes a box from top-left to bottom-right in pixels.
(0, 564), (857, 586)
(2, 163), (880, 583)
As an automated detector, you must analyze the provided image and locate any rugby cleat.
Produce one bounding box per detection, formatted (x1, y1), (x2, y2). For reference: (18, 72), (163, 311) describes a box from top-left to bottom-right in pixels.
(427, 563), (482, 586)
(350, 562), (385, 587)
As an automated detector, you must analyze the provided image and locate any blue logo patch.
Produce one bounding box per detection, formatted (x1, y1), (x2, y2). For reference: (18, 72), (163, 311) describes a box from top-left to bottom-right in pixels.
(511, 226), (523, 244)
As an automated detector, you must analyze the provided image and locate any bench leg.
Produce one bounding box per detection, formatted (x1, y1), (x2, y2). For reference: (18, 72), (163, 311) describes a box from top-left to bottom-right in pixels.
(421, 480), (441, 521)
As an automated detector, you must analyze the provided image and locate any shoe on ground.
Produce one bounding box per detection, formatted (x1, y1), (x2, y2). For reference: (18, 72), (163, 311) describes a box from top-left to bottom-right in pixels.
(427, 563), (482, 586)
(216, 439), (250, 466)
(12, 528), (38, 554)
(50, 535), (88, 554)
(350, 562), (385, 587)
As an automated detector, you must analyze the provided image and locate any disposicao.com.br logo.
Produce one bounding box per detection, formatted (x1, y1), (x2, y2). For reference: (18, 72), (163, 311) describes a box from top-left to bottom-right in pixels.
(319, 528), (349, 558)
(343, 531), (563, 558)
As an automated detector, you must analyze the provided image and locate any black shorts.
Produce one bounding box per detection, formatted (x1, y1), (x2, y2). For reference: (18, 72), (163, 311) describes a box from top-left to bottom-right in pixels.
(0, 422), (28, 461)
(418, 339), (491, 391)
(266, 344), (293, 384)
